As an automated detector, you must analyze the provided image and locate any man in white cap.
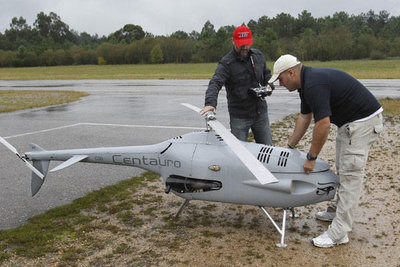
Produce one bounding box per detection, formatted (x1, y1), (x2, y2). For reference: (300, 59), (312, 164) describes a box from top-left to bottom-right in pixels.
(200, 25), (275, 145)
(269, 54), (383, 248)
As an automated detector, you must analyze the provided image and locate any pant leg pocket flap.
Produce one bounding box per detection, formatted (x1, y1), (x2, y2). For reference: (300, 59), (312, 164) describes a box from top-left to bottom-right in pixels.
(374, 124), (383, 134)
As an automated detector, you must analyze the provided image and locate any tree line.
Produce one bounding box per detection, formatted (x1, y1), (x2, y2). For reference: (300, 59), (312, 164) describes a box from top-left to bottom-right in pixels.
(0, 10), (399, 67)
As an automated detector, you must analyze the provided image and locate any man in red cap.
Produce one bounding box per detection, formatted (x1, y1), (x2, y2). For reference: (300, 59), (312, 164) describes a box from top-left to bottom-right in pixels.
(200, 25), (274, 145)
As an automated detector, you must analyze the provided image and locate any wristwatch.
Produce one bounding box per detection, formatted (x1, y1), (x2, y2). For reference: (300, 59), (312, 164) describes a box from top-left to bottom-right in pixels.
(306, 152), (317, 161)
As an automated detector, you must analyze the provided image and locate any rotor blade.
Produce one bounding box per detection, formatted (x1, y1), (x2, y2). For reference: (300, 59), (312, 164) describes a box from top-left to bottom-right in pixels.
(181, 103), (201, 113)
(22, 158), (45, 179)
(0, 135), (44, 179)
(180, 102), (278, 184)
(181, 102), (216, 120)
(0, 136), (19, 155)
(207, 119), (278, 184)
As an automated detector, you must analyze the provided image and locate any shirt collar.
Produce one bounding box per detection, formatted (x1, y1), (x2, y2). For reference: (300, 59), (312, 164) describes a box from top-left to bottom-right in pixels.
(298, 65), (309, 93)
(234, 48), (252, 61)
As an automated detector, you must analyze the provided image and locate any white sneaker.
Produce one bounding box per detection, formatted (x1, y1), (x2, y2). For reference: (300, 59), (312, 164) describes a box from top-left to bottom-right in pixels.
(312, 231), (349, 248)
(315, 211), (336, 222)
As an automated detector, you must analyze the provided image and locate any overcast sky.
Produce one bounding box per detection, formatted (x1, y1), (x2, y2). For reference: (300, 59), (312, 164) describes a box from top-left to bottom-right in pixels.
(1, 0), (399, 37)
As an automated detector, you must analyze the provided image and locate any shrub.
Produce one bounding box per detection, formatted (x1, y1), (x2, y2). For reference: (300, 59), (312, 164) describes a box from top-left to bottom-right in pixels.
(98, 56), (106, 65)
(370, 50), (386, 60)
(0, 50), (16, 67)
(150, 44), (164, 63)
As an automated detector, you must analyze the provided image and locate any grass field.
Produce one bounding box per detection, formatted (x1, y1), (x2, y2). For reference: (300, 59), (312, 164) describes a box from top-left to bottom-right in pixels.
(0, 59), (399, 80)
(0, 63), (218, 80)
(0, 90), (89, 113)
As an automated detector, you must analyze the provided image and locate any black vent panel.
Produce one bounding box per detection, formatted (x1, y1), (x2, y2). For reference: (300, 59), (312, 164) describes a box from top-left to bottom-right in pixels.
(215, 134), (224, 141)
(257, 146), (273, 164)
(278, 151), (290, 167)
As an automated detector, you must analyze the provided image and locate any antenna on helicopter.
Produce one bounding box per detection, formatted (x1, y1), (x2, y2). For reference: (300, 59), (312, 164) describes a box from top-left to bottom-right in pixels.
(181, 103), (278, 185)
(0, 136), (44, 180)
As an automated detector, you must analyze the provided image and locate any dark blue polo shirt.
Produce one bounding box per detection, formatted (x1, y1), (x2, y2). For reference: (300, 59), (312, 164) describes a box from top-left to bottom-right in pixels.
(299, 66), (381, 127)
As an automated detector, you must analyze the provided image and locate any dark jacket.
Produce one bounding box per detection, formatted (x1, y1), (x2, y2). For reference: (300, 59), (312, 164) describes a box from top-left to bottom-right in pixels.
(205, 48), (274, 118)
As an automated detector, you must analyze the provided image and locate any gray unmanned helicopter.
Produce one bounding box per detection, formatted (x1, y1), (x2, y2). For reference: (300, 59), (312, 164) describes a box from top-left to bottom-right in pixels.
(0, 103), (339, 247)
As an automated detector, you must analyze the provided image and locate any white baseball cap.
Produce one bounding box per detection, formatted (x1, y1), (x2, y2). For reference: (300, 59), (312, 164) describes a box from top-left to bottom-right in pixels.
(268, 54), (301, 84)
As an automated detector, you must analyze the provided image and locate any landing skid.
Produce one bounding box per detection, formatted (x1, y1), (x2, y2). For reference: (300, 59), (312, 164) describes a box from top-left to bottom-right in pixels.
(174, 200), (297, 247)
(175, 199), (190, 218)
(260, 206), (296, 247)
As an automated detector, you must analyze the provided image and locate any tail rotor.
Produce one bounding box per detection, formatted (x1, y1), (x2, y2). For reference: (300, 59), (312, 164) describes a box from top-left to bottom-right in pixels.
(0, 136), (49, 196)
(0, 136), (45, 180)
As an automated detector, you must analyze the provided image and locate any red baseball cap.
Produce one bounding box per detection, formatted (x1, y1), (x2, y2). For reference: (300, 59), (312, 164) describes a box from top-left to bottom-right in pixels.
(232, 25), (253, 47)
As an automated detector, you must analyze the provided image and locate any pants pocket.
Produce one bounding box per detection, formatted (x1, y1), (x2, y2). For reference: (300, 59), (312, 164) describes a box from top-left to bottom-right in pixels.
(374, 124), (383, 134)
(340, 150), (367, 175)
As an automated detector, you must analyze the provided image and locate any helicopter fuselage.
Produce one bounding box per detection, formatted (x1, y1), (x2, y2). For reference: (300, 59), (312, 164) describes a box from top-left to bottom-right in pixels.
(25, 130), (338, 207)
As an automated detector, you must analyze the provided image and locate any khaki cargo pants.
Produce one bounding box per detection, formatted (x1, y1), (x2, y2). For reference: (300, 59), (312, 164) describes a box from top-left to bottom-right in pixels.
(327, 113), (383, 241)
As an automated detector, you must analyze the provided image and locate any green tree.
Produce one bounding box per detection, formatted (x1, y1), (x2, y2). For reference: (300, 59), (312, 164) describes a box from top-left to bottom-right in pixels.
(10, 16), (30, 31)
(0, 50), (16, 67)
(189, 30), (200, 40)
(4, 16), (39, 50)
(332, 12), (351, 28)
(296, 10), (316, 34)
(295, 28), (317, 60)
(353, 33), (379, 58)
(81, 49), (97, 64)
(108, 24), (145, 44)
(249, 16), (272, 36)
(96, 42), (114, 64)
(253, 28), (280, 60)
(150, 44), (164, 63)
(170, 30), (189, 39)
(34, 12), (75, 44)
(124, 38), (157, 64)
(316, 26), (354, 60)
(53, 49), (66, 65)
(389, 37), (400, 56)
(41, 49), (56, 65)
(34, 12), (51, 37)
(363, 10), (389, 36)
(196, 20), (217, 62)
(69, 45), (84, 64)
(12, 45), (28, 66)
(78, 32), (103, 48)
(23, 51), (39, 66)
(272, 13), (296, 38)
(209, 27), (231, 62)
(124, 42), (140, 64)
(380, 16), (400, 40)
(138, 38), (157, 63)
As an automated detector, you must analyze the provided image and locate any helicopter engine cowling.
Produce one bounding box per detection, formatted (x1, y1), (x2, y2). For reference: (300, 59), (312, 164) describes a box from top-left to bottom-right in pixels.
(165, 175), (222, 194)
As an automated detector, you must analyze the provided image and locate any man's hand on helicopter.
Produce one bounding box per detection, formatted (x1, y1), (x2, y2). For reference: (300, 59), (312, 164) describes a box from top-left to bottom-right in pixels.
(200, 105), (216, 115)
(303, 117), (330, 174)
(303, 159), (316, 174)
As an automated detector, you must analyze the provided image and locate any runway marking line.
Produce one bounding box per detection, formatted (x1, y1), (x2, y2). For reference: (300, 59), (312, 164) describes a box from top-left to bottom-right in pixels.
(4, 123), (203, 139)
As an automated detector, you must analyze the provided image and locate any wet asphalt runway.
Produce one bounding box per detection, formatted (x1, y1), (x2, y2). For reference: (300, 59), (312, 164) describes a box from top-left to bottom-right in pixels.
(0, 79), (399, 229)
